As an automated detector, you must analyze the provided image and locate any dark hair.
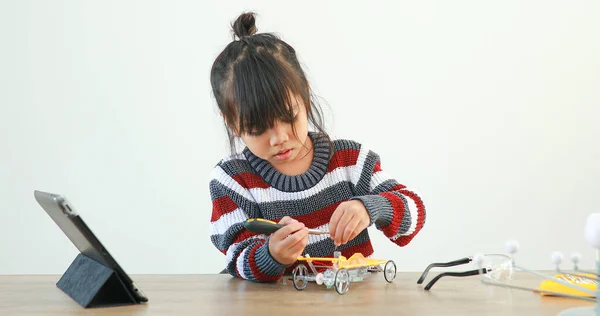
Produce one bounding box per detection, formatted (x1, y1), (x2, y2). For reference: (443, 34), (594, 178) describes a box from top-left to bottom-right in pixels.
(210, 12), (330, 155)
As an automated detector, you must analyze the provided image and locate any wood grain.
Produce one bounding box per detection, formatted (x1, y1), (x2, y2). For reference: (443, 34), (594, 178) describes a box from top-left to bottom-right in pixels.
(0, 272), (594, 315)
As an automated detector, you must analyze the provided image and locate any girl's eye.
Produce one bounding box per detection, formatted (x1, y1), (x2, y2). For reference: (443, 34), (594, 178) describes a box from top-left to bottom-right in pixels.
(248, 130), (263, 136)
(282, 113), (299, 124)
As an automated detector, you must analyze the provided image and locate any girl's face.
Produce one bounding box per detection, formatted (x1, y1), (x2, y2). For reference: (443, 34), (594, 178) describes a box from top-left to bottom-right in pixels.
(238, 95), (311, 173)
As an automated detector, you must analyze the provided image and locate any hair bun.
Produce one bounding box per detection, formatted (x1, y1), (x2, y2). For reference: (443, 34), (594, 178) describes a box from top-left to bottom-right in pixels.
(232, 12), (257, 39)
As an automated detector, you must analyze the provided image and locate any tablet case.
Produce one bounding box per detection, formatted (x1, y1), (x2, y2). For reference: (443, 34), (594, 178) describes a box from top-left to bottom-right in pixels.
(56, 253), (137, 308)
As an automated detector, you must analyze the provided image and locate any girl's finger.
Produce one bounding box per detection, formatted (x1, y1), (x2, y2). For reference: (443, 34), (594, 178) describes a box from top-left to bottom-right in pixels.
(272, 222), (304, 241)
(335, 211), (354, 246)
(329, 206), (345, 240)
(342, 218), (361, 244)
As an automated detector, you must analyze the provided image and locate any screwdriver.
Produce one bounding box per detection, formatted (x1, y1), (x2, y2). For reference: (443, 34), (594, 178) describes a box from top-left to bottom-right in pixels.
(244, 218), (329, 235)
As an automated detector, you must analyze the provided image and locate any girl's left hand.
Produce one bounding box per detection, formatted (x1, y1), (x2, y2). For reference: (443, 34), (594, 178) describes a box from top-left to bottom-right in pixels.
(329, 200), (370, 247)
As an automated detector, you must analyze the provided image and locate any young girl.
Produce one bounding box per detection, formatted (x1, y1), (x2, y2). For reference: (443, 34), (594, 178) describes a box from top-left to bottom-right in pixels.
(209, 12), (426, 282)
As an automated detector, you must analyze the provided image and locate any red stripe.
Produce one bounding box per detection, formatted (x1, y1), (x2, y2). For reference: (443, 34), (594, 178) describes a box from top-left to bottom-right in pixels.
(341, 240), (374, 259)
(232, 172), (270, 189)
(378, 192), (405, 238)
(327, 149), (360, 172)
(272, 202), (342, 230)
(248, 244), (281, 282)
(247, 244), (262, 277)
(391, 183), (407, 191)
(393, 190), (426, 246)
(373, 161), (382, 173)
(211, 196), (238, 222)
(232, 230), (263, 245)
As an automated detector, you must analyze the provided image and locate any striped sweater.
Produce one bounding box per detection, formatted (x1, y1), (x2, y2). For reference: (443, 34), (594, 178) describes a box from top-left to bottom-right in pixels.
(209, 132), (426, 282)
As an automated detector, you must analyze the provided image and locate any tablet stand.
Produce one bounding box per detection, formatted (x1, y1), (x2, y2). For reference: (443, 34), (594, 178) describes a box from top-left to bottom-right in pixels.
(56, 253), (137, 308)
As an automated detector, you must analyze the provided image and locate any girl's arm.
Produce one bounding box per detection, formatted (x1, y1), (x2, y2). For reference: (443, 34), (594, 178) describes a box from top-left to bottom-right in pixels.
(349, 143), (427, 246)
(209, 165), (287, 282)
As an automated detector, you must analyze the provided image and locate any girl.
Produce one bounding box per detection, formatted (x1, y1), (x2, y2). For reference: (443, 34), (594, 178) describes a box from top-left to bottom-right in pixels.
(209, 12), (426, 282)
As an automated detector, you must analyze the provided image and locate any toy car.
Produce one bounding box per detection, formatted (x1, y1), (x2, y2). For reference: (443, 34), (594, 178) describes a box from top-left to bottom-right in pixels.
(291, 252), (397, 294)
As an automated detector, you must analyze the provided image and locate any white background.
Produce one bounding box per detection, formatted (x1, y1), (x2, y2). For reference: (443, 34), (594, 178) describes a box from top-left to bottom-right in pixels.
(1, 0), (599, 275)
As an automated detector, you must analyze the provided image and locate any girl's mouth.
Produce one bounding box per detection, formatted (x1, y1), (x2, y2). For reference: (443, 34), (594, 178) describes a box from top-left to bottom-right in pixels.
(275, 149), (293, 161)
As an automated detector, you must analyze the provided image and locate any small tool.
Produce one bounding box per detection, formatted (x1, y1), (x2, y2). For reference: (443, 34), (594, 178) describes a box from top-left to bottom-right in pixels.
(244, 218), (329, 235)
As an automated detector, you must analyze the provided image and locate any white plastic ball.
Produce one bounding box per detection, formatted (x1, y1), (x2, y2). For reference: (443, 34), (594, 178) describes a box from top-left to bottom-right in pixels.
(571, 252), (582, 264)
(551, 251), (563, 265)
(316, 273), (324, 285)
(473, 253), (485, 267)
(505, 240), (520, 254)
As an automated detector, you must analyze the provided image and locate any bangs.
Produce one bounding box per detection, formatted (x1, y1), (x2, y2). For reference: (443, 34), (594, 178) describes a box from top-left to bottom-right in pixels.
(223, 48), (309, 135)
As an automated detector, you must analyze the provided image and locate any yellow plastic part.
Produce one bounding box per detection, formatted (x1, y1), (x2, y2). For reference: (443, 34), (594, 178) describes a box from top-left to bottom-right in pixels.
(537, 274), (597, 298)
(247, 218), (277, 224)
(297, 253), (388, 269)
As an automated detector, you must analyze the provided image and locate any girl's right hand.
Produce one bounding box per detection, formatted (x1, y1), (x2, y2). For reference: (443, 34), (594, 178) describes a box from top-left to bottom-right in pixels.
(268, 216), (309, 265)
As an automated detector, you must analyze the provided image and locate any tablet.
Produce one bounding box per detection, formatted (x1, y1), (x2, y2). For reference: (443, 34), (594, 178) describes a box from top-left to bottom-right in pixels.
(34, 190), (148, 303)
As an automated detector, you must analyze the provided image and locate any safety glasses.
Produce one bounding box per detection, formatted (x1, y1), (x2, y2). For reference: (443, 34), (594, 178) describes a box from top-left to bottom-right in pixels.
(417, 254), (512, 290)
(419, 243), (599, 304)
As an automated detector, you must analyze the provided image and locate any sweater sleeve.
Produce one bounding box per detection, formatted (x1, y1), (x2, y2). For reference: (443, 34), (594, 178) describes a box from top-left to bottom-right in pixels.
(350, 146), (426, 246)
(209, 165), (287, 282)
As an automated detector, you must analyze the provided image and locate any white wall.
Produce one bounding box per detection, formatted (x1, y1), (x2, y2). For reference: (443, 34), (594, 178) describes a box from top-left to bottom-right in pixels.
(1, 0), (599, 275)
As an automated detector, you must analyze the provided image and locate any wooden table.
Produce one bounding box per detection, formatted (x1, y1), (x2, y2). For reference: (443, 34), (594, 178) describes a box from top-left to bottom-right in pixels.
(0, 272), (595, 315)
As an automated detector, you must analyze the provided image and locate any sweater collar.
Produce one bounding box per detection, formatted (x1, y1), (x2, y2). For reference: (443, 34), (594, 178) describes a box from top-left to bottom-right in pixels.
(243, 132), (330, 192)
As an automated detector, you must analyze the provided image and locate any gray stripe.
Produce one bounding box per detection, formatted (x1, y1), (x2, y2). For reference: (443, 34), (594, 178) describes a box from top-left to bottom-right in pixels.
(372, 179), (400, 195)
(355, 151), (380, 196)
(255, 160), (269, 174)
(352, 195), (394, 227)
(258, 182), (355, 219)
(218, 159), (254, 176)
(314, 160), (328, 173)
(209, 180), (262, 218)
(276, 173), (285, 189)
(390, 191), (412, 235)
(211, 222), (248, 252)
(254, 242), (287, 277)
(300, 175), (308, 189)
(303, 229), (371, 257)
(333, 139), (361, 152)
(263, 168), (275, 183)
(225, 237), (258, 277)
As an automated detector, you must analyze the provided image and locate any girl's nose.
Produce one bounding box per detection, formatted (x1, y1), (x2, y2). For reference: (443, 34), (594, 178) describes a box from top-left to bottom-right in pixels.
(269, 123), (289, 147)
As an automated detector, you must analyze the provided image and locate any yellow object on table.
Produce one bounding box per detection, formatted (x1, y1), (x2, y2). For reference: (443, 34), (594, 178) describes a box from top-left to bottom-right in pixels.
(537, 274), (597, 298)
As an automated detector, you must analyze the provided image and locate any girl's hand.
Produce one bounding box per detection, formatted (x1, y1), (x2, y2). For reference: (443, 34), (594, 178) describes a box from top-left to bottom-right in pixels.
(329, 200), (370, 247)
(268, 216), (309, 265)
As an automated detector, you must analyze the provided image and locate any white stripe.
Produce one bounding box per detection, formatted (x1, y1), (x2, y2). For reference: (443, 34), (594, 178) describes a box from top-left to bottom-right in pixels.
(236, 247), (249, 279)
(391, 194), (420, 240)
(225, 243), (238, 264)
(306, 223), (332, 244)
(370, 170), (392, 191)
(211, 208), (248, 235)
(225, 236), (264, 265)
(212, 147), (373, 205)
(247, 166), (358, 203)
(211, 167), (257, 202)
(220, 153), (246, 163)
(352, 146), (371, 185)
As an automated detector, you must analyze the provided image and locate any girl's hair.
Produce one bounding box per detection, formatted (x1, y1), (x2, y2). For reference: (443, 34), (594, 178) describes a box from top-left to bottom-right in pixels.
(210, 12), (330, 155)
